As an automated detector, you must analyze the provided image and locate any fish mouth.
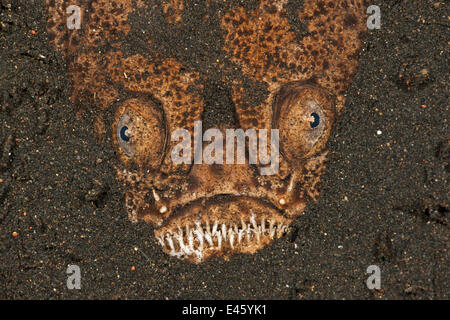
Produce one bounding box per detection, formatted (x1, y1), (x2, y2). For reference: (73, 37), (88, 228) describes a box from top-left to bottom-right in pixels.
(154, 196), (291, 263)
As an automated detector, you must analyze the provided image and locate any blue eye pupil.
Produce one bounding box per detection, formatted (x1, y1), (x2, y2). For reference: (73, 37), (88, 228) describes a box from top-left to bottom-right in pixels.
(120, 126), (130, 142)
(310, 112), (320, 128)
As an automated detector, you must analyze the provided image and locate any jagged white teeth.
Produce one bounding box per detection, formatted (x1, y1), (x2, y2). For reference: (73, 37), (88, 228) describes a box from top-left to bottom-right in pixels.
(238, 229), (244, 243)
(157, 236), (165, 247)
(194, 229), (203, 243)
(250, 212), (257, 230)
(269, 220), (274, 235)
(270, 224), (276, 238)
(205, 232), (213, 246)
(159, 218), (289, 259)
(217, 231), (222, 248)
(152, 189), (160, 202)
(222, 224), (227, 240)
(195, 221), (203, 235)
(229, 232), (235, 248)
(188, 234), (194, 251)
(197, 238), (204, 251)
(277, 223), (284, 238)
(177, 234), (191, 255)
(261, 218), (266, 234)
(166, 235), (175, 252)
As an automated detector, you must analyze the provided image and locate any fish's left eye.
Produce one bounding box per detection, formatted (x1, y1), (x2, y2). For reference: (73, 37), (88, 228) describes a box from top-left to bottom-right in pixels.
(274, 83), (335, 161)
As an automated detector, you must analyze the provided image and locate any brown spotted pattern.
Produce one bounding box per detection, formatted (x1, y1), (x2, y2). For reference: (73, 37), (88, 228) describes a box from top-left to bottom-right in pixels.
(46, 0), (367, 262)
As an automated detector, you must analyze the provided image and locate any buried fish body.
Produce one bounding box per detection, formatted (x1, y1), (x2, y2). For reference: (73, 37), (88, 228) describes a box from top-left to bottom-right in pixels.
(46, 0), (368, 262)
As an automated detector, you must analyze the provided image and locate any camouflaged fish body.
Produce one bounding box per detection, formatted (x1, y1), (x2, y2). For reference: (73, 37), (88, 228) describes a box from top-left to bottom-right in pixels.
(47, 0), (367, 262)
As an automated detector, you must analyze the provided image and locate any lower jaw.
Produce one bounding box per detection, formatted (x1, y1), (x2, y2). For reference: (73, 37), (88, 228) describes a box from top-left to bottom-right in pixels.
(154, 196), (292, 263)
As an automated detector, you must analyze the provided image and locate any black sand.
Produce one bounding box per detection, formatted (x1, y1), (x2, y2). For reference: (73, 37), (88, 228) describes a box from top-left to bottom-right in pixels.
(0, 0), (448, 299)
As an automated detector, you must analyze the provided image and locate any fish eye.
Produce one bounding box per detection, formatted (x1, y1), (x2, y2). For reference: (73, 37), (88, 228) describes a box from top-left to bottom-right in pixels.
(116, 114), (135, 157)
(300, 101), (326, 145)
(113, 98), (167, 169)
(274, 83), (335, 161)
(310, 112), (320, 128)
(120, 125), (130, 142)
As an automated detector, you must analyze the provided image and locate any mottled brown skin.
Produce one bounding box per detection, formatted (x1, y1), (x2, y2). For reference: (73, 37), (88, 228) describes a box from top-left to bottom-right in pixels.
(47, 0), (367, 262)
